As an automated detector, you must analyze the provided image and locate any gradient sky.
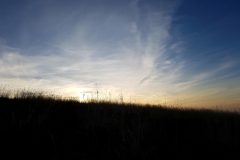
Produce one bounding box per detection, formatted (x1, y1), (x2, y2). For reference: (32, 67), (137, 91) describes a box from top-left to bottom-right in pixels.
(0, 0), (240, 110)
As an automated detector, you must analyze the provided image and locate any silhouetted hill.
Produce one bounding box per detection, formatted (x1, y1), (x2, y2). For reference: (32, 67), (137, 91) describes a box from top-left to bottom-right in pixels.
(1, 91), (240, 160)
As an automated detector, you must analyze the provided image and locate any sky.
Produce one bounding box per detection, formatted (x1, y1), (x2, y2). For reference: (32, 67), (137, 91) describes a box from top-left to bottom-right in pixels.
(0, 0), (240, 110)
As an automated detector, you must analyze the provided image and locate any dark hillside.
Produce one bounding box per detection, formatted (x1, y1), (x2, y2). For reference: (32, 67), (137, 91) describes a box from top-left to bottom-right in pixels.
(0, 94), (240, 160)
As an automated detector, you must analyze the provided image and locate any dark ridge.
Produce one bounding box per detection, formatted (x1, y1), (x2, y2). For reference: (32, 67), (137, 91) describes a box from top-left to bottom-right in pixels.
(0, 90), (240, 160)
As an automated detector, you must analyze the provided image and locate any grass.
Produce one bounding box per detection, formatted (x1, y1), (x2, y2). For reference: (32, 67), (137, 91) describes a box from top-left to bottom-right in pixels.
(1, 87), (240, 160)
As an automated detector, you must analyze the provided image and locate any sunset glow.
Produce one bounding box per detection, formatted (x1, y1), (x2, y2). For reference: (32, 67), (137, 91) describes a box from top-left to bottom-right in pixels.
(0, 0), (240, 110)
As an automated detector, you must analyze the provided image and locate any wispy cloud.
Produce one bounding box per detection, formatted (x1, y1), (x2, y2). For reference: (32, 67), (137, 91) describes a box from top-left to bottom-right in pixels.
(1, 0), (240, 108)
(0, 0), (179, 102)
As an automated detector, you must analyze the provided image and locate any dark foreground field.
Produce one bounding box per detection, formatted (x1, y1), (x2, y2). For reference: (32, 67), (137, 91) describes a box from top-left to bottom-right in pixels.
(1, 91), (240, 160)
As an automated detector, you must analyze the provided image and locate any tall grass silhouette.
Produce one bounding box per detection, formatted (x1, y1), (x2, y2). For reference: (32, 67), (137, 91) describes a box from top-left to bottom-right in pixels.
(0, 86), (240, 160)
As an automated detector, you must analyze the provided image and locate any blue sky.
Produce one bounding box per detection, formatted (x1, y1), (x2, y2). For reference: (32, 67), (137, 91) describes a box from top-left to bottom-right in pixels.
(0, 0), (240, 109)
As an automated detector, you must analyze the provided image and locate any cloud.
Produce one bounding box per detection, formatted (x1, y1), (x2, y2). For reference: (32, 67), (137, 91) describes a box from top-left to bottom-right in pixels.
(0, 0), (180, 103)
(4, 0), (240, 108)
